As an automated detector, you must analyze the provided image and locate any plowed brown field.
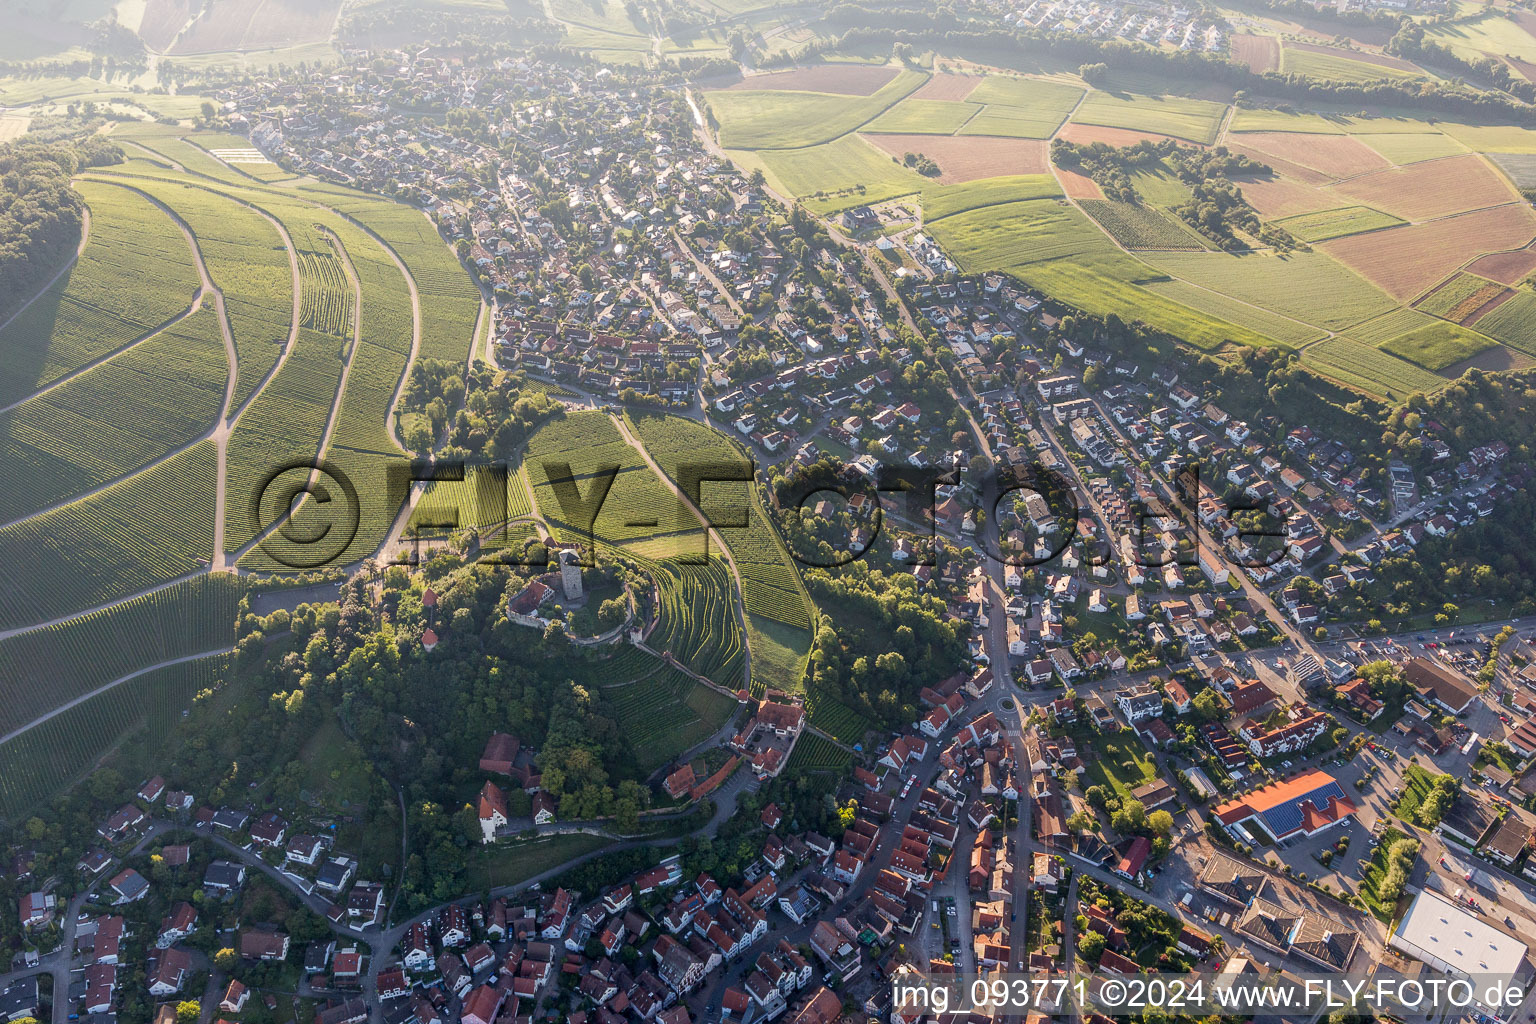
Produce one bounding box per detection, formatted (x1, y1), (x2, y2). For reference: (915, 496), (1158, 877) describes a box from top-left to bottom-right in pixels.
(1320, 205), (1536, 300)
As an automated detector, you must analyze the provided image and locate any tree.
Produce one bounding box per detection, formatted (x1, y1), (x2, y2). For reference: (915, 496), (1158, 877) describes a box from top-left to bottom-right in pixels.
(214, 948), (236, 970)
(177, 1001), (200, 1024)
(1079, 62), (1110, 85)
(1148, 809), (1174, 837)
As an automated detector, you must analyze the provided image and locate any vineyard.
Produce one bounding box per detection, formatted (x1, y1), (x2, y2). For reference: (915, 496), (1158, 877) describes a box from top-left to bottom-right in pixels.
(1079, 200), (1209, 251)
(299, 246), (354, 337)
(0, 574), (243, 742)
(601, 663), (738, 772)
(805, 692), (875, 745)
(647, 556), (746, 689)
(0, 179), (199, 409)
(0, 654), (227, 818)
(0, 441), (218, 629)
(0, 304), (228, 524)
(783, 731), (853, 775)
(98, 175), (293, 410)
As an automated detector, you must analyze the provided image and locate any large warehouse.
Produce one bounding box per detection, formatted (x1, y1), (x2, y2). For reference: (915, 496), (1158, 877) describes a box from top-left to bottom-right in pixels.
(1389, 890), (1528, 993)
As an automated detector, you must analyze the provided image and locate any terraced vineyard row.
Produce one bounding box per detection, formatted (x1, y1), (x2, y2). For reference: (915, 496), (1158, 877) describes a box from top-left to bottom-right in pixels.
(299, 248), (353, 337)
(0, 305), (228, 524)
(784, 731), (853, 774)
(0, 654), (227, 818)
(0, 441), (217, 630)
(602, 666), (738, 772)
(98, 175), (293, 410)
(805, 692), (874, 745)
(0, 179), (199, 408)
(295, 187), (480, 366)
(0, 574), (242, 739)
(648, 556), (746, 689)
(411, 467), (536, 538)
(224, 326), (348, 554)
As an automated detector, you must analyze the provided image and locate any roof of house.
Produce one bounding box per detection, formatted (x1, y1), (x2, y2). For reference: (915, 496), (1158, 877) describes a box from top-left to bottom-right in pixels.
(1212, 770), (1356, 838)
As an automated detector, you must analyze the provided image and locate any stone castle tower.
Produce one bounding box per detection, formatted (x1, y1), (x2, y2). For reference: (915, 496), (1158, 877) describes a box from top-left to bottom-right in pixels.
(560, 548), (583, 601)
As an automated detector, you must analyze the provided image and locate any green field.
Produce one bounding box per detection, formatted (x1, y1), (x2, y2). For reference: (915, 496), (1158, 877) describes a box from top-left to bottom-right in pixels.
(1142, 249), (1397, 332)
(1128, 167), (1196, 205)
(1071, 90), (1228, 144)
(1279, 46), (1422, 82)
(864, 99), (980, 134)
(1469, 289), (1536, 355)
(1424, 10), (1536, 64)
(736, 135), (927, 214)
(1343, 306), (1438, 344)
(1378, 322), (1497, 370)
(1141, 278), (1324, 346)
(921, 174), (1063, 221)
(926, 197), (1119, 266)
(705, 70), (927, 149)
(1228, 107), (1441, 135)
(1438, 122), (1536, 154)
(1415, 272), (1503, 319)
(956, 76), (1085, 138)
(1359, 132), (1466, 165)
(784, 731), (853, 773)
(1300, 337), (1449, 398)
(1080, 200), (1211, 250)
(1273, 205), (1404, 242)
(1084, 731), (1160, 801)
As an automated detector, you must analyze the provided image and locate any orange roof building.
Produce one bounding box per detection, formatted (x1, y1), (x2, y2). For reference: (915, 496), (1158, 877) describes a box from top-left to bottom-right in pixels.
(1212, 770), (1356, 841)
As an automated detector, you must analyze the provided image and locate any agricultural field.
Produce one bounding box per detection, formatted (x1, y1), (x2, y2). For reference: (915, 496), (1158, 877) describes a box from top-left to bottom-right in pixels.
(1358, 133), (1466, 165)
(1422, 9), (1536, 64)
(1069, 90), (1228, 145)
(0, 654), (227, 818)
(1232, 174), (1340, 218)
(1343, 307), (1439, 345)
(1328, 154), (1520, 221)
(1300, 337), (1450, 399)
(1378, 322), (1497, 370)
(783, 731), (853, 774)
(804, 692), (873, 745)
(1489, 152), (1536, 187)
(1272, 205), (1404, 242)
(647, 556), (747, 689)
(166, 0), (343, 54)
(862, 99), (980, 135)
(861, 134), (1048, 184)
(1233, 132), (1388, 179)
(704, 70), (926, 149)
(1079, 200), (1210, 250)
(1, 304), (228, 524)
(736, 135), (928, 215)
(1468, 290), (1536, 356)
(1415, 273), (1510, 324)
(1278, 43), (1423, 82)
(1318, 205), (1536, 301)
(956, 76), (1084, 138)
(0, 574), (243, 742)
(1141, 249), (1397, 333)
(1230, 34), (1280, 73)
(920, 174), (1063, 222)
(1140, 278), (1325, 346)
(724, 65), (899, 95)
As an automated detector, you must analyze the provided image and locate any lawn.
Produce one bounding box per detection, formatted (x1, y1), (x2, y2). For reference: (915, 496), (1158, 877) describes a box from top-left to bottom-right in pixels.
(1358, 825), (1412, 922)
(1141, 249), (1397, 333)
(1378, 322), (1496, 370)
(1391, 763), (1440, 824)
(465, 833), (613, 891)
(864, 98), (980, 134)
(705, 70), (926, 149)
(921, 174), (1063, 221)
(1274, 205), (1404, 242)
(1084, 731), (1159, 801)
(1071, 90), (1228, 145)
